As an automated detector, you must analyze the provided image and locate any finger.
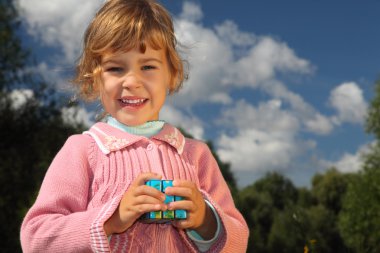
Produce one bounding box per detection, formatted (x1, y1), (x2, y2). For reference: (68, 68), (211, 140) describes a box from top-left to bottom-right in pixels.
(167, 200), (194, 211)
(132, 172), (162, 187)
(172, 179), (195, 188)
(165, 186), (192, 199)
(135, 195), (165, 204)
(134, 203), (164, 214)
(134, 185), (166, 200)
(172, 219), (192, 229)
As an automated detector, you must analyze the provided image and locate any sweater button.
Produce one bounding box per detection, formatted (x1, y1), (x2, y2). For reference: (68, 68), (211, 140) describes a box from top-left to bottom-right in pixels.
(147, 143), (153, 151)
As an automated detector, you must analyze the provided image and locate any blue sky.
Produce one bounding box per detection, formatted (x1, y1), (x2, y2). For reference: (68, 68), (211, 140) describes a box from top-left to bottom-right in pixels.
(16, 0), (380, 187)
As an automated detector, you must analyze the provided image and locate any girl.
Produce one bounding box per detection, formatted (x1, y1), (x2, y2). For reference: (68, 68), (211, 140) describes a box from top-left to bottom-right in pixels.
(20, 0), (249, 252)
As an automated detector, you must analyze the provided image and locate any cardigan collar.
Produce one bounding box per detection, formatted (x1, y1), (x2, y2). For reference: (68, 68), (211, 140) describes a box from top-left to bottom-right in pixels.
(83, 122), (185, 155)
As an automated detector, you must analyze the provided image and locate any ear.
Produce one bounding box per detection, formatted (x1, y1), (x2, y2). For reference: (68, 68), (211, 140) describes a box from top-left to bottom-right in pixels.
(168, 72), (180, 95)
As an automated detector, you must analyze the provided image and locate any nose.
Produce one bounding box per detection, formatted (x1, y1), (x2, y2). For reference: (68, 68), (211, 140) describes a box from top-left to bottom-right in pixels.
(122, 72), (142, 89)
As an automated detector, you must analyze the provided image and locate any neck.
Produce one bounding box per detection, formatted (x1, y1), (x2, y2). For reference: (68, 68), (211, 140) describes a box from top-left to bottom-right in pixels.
(106, 117), (165, 138)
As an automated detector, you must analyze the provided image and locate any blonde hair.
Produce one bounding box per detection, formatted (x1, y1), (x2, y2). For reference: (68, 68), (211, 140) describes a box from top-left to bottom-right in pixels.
(73, 0), (186, 101)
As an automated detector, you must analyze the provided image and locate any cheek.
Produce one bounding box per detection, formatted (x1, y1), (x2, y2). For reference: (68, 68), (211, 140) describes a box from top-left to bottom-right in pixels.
(101, 77), (120, 97)
(98, 79), (118, 108)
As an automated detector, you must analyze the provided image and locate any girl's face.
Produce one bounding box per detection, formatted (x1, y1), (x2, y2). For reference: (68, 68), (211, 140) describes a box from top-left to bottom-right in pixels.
(100, 45), (171, 126)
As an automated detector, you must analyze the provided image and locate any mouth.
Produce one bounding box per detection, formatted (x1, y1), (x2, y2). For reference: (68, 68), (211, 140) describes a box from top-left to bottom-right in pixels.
(118, 97), (148, 107)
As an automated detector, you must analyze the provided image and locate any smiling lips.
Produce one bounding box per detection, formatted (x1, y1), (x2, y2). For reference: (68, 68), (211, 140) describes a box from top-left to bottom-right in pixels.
(119, 97), (148, 108)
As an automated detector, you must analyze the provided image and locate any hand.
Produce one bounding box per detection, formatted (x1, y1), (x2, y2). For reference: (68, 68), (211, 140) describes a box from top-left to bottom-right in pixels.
(104, 173), (167, 235)
(165, 180), (217, 240)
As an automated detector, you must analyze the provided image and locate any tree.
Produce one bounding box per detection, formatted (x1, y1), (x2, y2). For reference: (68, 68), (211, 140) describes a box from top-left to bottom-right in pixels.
(239, 172), (299, 252)
(338, 79), (380, 252)
(338, 147), (380, 252)
(365, 79), (380, 140)
(311, 168), (352, 214)
(252, 172), (298, 210)
(0, 0), (27, 92)
(309, 168), (351, 252)
(338, 170), (380, 252)
(267, 206), (309, 253)
(0, 1), (84, 251)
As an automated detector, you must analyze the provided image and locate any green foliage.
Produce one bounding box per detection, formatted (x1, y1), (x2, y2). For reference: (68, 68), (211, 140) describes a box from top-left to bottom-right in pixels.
(239, 170), (353, 253)
(365, 79), (380, 139)
(252, 172), (298, 210)
(0, 99), (83, 252)
(305, 205), (347, 253)
(311, 168), (352, 214)
(0, 0), (28, 91)
(239, 172), (299, 252)
(337, 78), (380, 252)
(267, 206), (309, 252)
(338, 151), (380, 252)
(299, 170), (351, 252)
(0, 1), (84, 252)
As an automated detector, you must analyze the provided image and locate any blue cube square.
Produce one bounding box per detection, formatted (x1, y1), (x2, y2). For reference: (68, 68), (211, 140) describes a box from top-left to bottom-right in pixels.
(142, 179), (187, 223)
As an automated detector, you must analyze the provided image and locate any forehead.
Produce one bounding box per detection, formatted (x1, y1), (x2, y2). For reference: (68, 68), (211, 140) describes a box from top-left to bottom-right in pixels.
(98, 29), (168, 58)
(101, 45), (166, 63)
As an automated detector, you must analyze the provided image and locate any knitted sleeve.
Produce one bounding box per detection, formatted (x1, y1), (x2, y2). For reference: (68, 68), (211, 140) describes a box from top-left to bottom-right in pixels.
(20, 135), (122, 253)
(189, 140), (249, 253)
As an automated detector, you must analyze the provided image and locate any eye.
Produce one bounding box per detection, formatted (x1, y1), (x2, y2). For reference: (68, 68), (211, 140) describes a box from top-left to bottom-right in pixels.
(141, 65), (156, 71)
(105, 67), (123, 73)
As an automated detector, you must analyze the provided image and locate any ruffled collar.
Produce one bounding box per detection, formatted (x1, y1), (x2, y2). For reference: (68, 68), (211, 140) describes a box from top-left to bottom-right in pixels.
(83, 122), (185, 155)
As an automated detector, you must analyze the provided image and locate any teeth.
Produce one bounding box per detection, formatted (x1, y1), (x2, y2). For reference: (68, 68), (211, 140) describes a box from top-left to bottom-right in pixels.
(121, 99), (145, 104)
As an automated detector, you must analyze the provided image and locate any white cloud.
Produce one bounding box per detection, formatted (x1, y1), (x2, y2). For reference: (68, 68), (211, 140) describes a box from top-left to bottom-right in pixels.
(179, 1), (203, 23)
(334, 153), (362, 173)
(160, 104), (204, 140)
(31, 62), (73, 91)
(209, 93), (233, 104)
(218, 128), (316, 173)
(218, 129), (295, 172)
(226, 37), (313, 88)
(218, 99), (299, 132)
(262, 80), (334, 135)
(329, 82), (367, 125)
(214, 20), (256, 48)
(18, 0), (102, 63)
(173, 19), (234, 106)
(331, 142), (373, 173)
(217, 100), (314, 172)
(8, 89), (34, 110)
(304, 113), (334, 135)
(61, 106), (94, 127)
(172, 4), (314, 109)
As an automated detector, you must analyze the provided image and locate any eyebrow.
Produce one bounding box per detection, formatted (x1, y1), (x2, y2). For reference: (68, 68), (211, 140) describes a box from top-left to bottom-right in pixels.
(101, 58), (123, 65)
(101, 57), (163, 65)
(138, 57), (163, 64)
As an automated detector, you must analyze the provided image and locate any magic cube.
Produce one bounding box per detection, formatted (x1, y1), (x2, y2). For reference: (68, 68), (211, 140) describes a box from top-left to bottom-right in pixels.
(142, 180), (187, 223)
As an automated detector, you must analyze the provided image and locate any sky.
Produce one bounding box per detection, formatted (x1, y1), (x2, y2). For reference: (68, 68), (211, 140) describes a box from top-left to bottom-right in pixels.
(15, 0), (380, 188)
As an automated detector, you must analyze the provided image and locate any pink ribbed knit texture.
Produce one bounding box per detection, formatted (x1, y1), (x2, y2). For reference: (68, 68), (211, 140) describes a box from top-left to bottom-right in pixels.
(20, 123), (249, 252)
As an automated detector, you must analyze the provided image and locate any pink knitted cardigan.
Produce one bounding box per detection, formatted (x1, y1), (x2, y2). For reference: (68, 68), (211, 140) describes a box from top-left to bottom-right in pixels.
(20, 122), (249, 252)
